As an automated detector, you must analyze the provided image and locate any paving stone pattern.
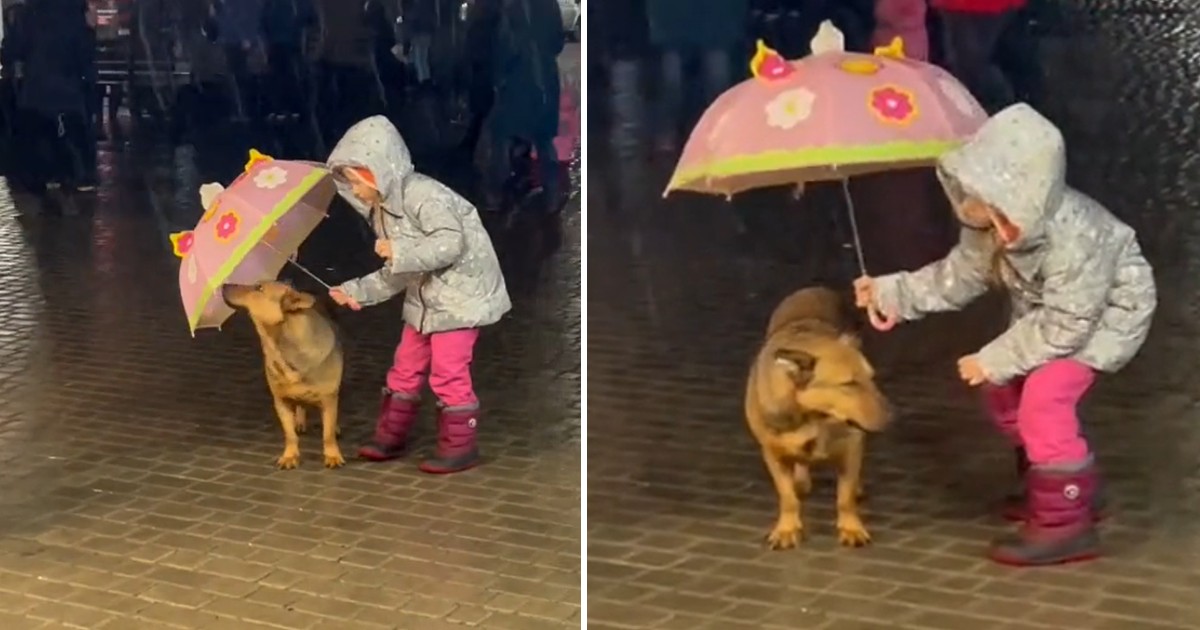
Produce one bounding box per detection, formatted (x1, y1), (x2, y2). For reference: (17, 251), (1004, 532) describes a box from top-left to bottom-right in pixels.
(0, 53), (581, 630)
(587, 2), (1200, 629)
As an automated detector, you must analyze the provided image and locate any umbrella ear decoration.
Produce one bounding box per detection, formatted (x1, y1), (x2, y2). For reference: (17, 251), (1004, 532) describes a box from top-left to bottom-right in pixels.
(874, 37), (906, 60)
(199, 182), (225, 210)
(169, 231), (194, 258)
(750, 40), (795, 82)
(244, 149), (274, 172)
(810, 20), (845, 56)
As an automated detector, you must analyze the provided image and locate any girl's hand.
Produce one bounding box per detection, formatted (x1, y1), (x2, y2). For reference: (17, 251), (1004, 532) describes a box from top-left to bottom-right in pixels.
(957, 354), (988, 386)
(853, 276), (898, 331)
(329, 288), (362, 311)
(852, 276), (876, 309)
(374, 239), (393, 261)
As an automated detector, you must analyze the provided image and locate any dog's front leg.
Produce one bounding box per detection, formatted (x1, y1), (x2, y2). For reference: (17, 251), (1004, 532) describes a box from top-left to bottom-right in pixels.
(272, 399), (301, 469)
(835, 436), (871, 547)
(763, 449), (804, 549)
(294, 405), (307, 434)
(319, 395), (345, 469)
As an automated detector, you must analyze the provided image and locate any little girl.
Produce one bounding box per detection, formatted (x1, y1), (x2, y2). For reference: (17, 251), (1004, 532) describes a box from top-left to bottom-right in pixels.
(327, 116), (512, 474)
(854, 104), (1156, 566)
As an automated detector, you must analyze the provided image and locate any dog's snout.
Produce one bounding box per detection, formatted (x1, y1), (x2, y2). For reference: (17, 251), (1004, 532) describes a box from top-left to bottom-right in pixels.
(221, 283), (243, 307)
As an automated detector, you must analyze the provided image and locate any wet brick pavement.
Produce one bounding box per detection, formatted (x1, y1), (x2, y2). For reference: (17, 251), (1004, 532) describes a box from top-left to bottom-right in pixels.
(0, 50), (580, 629)
(587, 2), (1200, 629)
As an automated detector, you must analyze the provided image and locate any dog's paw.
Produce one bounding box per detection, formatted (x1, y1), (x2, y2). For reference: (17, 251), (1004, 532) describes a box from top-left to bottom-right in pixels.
(323, 449), (346, 469)
(766, 523), (805, 550)
(837, 515), (872, 547)
(276, 451), (300, 470)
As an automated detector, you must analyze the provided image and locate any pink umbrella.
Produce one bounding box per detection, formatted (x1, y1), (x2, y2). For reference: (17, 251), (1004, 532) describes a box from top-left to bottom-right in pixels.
(666, 23), (988, 197)
(664, 23), (989, 328)
(170, 150), (337, 335)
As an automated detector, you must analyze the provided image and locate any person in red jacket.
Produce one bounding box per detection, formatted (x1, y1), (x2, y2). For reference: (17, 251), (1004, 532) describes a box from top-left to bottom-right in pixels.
(933, 0), (1026, 112)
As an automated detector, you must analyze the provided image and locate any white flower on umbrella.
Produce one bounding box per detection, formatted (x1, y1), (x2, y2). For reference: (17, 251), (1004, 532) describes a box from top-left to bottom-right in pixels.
(186, 255), (199, 284)
(253, 166), (289, 190)
(765, 88), (817, 130)
(937, 77), (980, 117)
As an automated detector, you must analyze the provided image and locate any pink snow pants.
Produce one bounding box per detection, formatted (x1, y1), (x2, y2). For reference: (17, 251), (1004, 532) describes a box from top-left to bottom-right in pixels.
(386, 324), (480, 408)
(982, 359), (1094, 466)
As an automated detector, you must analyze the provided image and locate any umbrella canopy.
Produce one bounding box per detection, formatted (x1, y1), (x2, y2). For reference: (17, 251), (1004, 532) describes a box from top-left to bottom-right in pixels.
(665, 23), (989, 197)
(171, 150), (337, 334)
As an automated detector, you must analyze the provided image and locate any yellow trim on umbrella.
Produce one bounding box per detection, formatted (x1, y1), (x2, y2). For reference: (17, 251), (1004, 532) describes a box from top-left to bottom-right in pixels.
(666, 139), (962, 193)
(187, 168), (329, 332)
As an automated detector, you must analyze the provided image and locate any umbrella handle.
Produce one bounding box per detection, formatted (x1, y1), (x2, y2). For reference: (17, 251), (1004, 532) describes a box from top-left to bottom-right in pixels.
(866, 304), (898, 332)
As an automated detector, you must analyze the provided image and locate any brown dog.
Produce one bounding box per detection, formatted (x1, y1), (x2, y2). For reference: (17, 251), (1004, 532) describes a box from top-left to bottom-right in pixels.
(745, 287), (891, 549)
(222, 282), (345, 469)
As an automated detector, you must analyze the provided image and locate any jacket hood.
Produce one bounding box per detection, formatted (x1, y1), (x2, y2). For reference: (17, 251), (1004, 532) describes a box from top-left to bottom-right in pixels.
(326, 116), (414, 219)
(937, 103), (1066, 250)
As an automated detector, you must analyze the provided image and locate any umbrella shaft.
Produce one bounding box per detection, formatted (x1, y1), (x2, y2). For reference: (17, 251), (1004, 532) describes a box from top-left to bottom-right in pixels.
(259, 239), (332, 290)
(840, 179), (868, 277)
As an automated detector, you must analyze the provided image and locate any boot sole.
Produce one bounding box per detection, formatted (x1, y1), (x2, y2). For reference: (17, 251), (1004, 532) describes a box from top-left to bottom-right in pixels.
(1002, 510), (1106, 523)
(988, 529), (1101, 567)
(418, 460), (480, 475)
(989, 549), (1100, 567)
(358, 447), (408, 462)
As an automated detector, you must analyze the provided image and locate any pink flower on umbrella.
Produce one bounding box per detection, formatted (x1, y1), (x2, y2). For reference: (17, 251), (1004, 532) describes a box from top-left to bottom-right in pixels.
(214, 211), (241, 242)
(869, 85), (918, 125)
(169, 231), (194, 258)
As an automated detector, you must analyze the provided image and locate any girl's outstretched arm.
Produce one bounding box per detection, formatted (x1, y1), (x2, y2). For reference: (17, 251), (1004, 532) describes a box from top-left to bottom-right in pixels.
(872, 227), (992, 323)
(337, 268), (413, 307)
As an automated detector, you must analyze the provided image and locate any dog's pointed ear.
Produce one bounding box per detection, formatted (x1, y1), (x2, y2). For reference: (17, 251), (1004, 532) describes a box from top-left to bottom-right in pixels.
(774, 348), (817, 386)
(282, 289), (316, 312)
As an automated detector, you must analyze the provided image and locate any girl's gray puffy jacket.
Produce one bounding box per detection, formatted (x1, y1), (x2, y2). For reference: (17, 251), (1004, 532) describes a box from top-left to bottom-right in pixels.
(872, 104), (1156, 384)
(330, 116), (511, 334)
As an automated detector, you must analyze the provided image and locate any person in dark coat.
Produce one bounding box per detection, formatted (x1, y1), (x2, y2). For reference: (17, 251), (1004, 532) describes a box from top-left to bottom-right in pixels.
(645, 0), (748, 151)
(364, 0), (403, 108)
(9, 0), (97, 192)
(208, 0), (266, 122)
(402, 0), (437, 85)
(0, 3), (27, 138)
(484, 0), (564, 213)
(260, 0), (316, 122)
(460, 0), (502, 156)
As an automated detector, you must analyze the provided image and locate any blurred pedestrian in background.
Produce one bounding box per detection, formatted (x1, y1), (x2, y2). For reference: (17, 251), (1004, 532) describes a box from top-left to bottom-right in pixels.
(208, 0), (266, 122)
(403, 0), (437, 87)
(460, 0), (501, 157)
(645, 0), (748, 152)
(873, 0), (927, 60)
(9, 0), (98, 193)
(260, 0), (316, 123)
(932, 0), (1026, 112)
(483, 0), (564, 215)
